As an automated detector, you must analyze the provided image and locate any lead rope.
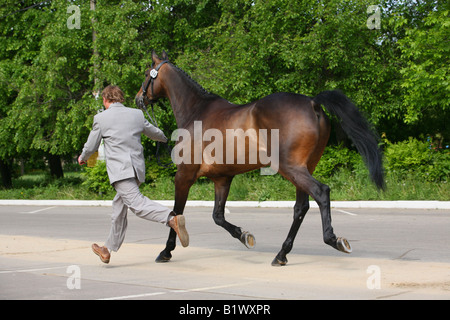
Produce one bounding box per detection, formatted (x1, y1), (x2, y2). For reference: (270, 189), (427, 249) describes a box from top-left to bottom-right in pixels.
(142, 101), (174, 169)
(142, 103), (158, 127)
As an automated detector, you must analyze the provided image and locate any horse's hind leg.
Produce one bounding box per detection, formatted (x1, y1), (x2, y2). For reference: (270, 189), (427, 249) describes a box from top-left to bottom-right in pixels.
(212, 176), (255, 248)
(276, 166), (352, 265)
(272, 189), (309, 266)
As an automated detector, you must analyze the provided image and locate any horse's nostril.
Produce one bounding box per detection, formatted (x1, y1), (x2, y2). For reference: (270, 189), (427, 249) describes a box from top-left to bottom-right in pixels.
(135, 95), (144, 109)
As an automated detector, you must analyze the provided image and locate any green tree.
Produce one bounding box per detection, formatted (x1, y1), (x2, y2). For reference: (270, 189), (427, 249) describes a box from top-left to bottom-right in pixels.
(175, 0), (402, 135)
(0, 1), (53, 184)
(175, 0), (448, 143)
(396, 3), (449, 127)
(1, 0), (448, 188)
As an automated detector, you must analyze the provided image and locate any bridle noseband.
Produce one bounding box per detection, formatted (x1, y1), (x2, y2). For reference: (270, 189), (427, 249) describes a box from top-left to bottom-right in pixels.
(141, 60), (169, 106)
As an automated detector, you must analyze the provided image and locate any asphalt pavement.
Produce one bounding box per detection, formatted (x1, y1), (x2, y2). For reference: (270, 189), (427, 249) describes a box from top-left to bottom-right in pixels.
(1, 203), (449, 302)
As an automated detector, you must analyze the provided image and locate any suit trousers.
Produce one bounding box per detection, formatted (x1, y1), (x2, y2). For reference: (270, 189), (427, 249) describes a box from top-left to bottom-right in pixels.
(104, 177), (172, 252)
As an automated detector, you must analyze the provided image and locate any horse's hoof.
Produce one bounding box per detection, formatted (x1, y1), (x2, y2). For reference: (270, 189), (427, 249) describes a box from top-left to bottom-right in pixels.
(155, 252), (172, 263)
(240, 231), (256, 249)
(271, 257), (287, 267)
(336, 237), (352, 253)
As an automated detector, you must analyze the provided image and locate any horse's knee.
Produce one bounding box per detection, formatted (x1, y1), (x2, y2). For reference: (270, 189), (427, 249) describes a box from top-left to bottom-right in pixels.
(212, 210), (225, 226)
(294, 201), (309, 216)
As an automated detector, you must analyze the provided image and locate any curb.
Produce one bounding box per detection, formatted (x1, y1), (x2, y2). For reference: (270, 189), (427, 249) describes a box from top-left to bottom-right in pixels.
(0, 200), (449, 210)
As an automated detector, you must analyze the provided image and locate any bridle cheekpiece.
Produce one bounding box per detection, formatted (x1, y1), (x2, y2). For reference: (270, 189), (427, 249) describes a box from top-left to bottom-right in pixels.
(140, 60), (169, 106)
(138, 60), (169, 127)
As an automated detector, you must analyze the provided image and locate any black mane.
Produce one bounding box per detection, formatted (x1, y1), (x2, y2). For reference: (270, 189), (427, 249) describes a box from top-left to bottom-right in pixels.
(171, 63), (220, 100)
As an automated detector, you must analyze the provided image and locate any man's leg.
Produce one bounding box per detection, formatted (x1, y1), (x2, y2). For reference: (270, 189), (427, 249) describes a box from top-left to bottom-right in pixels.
(115, 178), (189, 247)
(104, 191), (129, 252)
(92, 191), (128, 263)
(115, 178), (171, 224)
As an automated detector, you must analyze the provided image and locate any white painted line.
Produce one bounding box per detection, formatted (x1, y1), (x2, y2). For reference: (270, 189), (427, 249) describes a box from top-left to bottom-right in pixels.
(0, 266), (66, 274)
(98, 292), (166, 300)
(20, 206), (56, 214)
(0, 199), (449, 209)
(98, 281), (255, 300)
(336, 209), (358, 216)
(170, 281), (255, 293)
(0, 200), (113, 207)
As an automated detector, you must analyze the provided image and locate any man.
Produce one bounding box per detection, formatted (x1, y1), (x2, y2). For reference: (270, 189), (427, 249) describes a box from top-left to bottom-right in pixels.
(78, 85), (188, 264)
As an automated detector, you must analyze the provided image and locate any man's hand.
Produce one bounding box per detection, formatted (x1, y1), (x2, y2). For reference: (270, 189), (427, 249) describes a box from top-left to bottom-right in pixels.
(78, 155), (86, 165)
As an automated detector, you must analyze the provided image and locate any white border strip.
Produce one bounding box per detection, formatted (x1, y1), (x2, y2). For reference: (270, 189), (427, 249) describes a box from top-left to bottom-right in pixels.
(0, 199), (449, 209)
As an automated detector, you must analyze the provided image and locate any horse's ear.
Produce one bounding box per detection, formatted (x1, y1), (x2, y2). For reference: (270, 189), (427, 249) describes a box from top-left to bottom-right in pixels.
(161, 50), (169, 61)
(151, 50), (160, 64)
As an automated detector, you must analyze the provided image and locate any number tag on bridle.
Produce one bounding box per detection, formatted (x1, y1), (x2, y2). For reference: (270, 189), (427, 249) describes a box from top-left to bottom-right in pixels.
(150, 69), (158, 79)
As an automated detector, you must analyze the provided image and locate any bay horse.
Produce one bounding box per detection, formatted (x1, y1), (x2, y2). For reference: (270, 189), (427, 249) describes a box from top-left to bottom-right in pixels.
(135, 51), (384, 266)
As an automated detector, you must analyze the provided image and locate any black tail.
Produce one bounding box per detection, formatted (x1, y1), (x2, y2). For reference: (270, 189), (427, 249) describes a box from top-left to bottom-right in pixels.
(314, 90), (385, 190)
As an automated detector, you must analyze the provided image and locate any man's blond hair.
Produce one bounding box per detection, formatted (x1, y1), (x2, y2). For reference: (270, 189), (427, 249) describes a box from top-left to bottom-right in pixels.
(102, 85), (125, 103)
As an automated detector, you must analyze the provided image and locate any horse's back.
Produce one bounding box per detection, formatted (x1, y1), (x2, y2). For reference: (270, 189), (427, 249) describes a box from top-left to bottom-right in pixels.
(252, 92), (330, 170)
(250, 92), (323, 131)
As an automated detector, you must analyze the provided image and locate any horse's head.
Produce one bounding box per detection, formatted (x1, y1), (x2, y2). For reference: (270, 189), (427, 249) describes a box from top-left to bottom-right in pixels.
(135, 50), (170, 109)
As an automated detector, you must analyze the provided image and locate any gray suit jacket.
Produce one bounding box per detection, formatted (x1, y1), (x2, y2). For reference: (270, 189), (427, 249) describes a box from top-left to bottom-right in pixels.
(80, 103), (167, 184)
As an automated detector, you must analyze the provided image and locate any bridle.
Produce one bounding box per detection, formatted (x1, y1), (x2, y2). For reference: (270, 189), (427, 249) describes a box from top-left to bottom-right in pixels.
(138, 60), (172, 166)
(140, 60), (169, 106)
(138, 60), (169, 127)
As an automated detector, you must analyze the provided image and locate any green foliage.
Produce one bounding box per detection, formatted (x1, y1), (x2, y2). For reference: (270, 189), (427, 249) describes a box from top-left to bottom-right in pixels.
(175, 0), (403, 126)
(145, 157), (177, 184)
(313, 145), (361, 179)
(81, 161), (113, 195)
(395, 5), (449, 124)
(1, 1), (93, 157)
(384, 137), (449, 182)
(314, 137), (449, 183)
(1, 0), (449, 192)
(80, 156), (178, 194)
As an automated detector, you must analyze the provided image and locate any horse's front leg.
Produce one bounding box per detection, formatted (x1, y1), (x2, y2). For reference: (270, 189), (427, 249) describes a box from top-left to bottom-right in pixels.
(155, 169), (195, 263)
(212, 176), (255, 249)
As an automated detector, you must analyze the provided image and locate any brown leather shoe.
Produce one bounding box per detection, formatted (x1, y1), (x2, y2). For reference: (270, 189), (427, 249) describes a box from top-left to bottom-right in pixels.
(92, 243), (110, 264)
(169, 215), (189, 247)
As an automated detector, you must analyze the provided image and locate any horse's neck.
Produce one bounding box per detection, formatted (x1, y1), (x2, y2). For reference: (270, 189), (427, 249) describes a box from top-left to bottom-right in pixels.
(164, 67), (208, 128)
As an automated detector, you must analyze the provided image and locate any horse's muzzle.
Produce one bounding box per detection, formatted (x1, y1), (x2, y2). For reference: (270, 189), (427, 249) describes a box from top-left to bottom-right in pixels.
(135, 94), (145, 109)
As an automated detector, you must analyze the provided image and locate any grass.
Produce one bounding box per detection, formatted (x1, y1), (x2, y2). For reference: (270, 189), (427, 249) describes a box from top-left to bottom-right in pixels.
(1, 169), (448, 201)
(144, 170), (449, 201)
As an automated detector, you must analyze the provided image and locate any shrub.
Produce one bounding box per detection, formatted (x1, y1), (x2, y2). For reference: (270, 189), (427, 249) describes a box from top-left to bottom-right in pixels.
(145, 157), (177, 184)
(313, 144), (360, 178)
(426, 150), (450, 181)
(384, 137), (449, 181)
(81, 157), (177, 194)
(81, 161), (113, 194)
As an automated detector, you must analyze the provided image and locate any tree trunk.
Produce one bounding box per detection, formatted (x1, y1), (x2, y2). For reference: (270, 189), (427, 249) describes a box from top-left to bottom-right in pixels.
(48, 154), (64, 178)
(0, 158), (13, 189)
